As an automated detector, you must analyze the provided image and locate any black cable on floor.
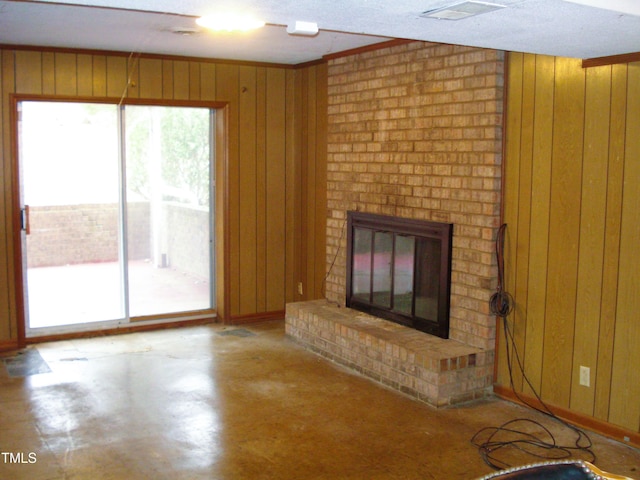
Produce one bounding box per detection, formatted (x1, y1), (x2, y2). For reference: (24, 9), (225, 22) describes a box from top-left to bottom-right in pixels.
(472, 223), (596, 470)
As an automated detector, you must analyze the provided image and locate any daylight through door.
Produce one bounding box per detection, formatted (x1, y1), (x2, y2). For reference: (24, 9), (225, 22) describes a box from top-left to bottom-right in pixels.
(18, 100), (215, 336)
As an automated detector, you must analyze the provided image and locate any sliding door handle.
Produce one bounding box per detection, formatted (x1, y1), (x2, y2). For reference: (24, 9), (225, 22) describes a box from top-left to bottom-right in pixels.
(21, 205), (30, 235)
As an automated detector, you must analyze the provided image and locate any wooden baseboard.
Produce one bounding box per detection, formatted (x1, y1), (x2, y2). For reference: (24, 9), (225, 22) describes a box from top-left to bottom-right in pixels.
(493, 384), (640, 449)
(228, 310), (285, 325)
(0, 339), (20, 352)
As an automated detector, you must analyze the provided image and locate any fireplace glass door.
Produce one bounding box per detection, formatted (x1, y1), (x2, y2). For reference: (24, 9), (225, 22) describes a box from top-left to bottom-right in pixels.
(346, 211), (452, 339)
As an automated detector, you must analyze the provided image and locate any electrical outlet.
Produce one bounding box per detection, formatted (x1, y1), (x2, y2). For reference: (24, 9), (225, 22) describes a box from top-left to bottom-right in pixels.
(297, 282), (303, 296)
(579, 366), (590, 387)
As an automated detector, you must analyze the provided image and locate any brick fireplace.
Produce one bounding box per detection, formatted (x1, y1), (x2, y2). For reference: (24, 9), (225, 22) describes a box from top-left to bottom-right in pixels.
(286, 41), (504, 406)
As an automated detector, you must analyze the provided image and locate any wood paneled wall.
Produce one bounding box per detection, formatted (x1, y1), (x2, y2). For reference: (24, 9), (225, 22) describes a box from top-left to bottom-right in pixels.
(0, 48), (327, 344)
(295, 64), (327, 301)
(500, 53), (640, 434)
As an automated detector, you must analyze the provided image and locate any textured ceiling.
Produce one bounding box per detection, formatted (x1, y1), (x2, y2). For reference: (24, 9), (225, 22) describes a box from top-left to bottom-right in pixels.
(1, 0), (639, 64)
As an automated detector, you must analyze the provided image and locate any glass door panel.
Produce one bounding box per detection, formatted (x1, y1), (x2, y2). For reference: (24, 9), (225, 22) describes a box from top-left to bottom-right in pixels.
(21, 101), (124, 329)
(352, 227), (372, 303)
(124, 106), (213, 317)
(393, 235), (415, 315)
(415, 237), (441, 321)
(372, 232), (393, 308)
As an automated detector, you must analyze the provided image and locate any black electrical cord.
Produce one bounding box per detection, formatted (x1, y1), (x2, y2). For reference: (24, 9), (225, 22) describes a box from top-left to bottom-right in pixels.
(321, 215), (348, 307)
(489, 223), (513, 318)
(472, 223), (596, 470)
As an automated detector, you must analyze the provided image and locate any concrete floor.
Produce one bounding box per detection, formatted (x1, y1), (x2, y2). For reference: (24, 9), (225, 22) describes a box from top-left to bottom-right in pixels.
(1, 321), (639, 479)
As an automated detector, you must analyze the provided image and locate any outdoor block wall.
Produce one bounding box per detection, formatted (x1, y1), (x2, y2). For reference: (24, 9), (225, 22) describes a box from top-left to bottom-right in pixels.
(26, 202), (207, 280)
(26, 203), (149, 267)
(165, 203), (210, 280)
(324, 41), (504, 351)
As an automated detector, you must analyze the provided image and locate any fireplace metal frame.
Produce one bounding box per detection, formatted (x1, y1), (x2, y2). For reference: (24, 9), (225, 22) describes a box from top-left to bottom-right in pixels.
(345, 211), (453, 339)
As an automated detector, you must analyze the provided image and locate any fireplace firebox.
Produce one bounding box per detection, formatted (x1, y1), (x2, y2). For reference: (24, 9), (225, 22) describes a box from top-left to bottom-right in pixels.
(346, 211), (453, 339)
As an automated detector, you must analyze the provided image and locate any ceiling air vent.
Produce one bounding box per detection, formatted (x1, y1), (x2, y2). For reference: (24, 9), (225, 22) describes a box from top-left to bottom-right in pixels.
(421, 1), (505, 19)
(170, 26), (201, 36)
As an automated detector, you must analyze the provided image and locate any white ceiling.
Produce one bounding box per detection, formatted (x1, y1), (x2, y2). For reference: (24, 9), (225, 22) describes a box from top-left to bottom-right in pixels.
(1, 0), (639, 64)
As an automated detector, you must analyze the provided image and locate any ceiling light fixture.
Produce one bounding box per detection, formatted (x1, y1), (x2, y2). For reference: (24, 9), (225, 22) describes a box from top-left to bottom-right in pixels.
(286, 21), (319, 36)
(421, 1), (505, 20)
(196, 13), (266, 32)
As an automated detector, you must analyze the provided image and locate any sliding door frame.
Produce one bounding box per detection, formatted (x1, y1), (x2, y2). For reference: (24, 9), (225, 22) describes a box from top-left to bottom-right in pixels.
(10, 94), (229, 345)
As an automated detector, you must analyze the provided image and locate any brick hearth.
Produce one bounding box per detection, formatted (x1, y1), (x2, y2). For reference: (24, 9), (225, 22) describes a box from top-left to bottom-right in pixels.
(286, 300), (494, 407)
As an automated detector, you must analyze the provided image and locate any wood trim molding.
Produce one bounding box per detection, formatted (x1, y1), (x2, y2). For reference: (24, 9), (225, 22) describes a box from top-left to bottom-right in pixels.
(1, 41), (415, 70)
(11, 93), (228, 109)
(228, 310), (285, 325)
(493, 384), (640, 449)
(0, 44), (298, 70)
(323, 39), (415, 62)
(216, 105), (230, 323)
(582, 51), (640, 68)
(294, 58), (327, 69)
(0, 340), (20, 352)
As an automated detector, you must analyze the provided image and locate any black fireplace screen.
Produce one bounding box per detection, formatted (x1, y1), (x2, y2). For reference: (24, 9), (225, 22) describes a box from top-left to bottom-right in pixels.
(346, 211), (453, 339)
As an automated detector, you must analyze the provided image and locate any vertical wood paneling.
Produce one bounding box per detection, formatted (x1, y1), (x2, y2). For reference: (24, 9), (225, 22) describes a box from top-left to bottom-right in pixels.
(594, 64), (627, 421)
(138, 58), (163, 99)
(265, 68), (286, 312)
(42, 53), (55, 95)
(609, 63), (640, 429)
(238, 66), (258, 314)
(511, 53), (536, 392)
(570, 65), (611, 415)
(295, 67), (307, 302)
(524, 54), (554, 396)
(126, 55), (139, 100)
(0, 50), (15, 341)
(106, 56), (128, 99)
(541, 57), (584, 408)
(1, 46), (325, 339)
(305, 68), (318, 301)
(54, 53), (78, 96)
(173, 61), (190, 100)
(502, 54), (640, 434)
(161, 60), (173, 99)
(15, 51), (42, 94)
(287, 63), (328, 304)
(500, 52), (523, 387)
(300, 66), (311, 302)
(77, 54), (93, 97)
(200, 63), (216, 101)
(215, 63), (241, 316)
(285, 68), (298, 304)
(189, 62), (200, 100)
(256, 68), (267, 312)
(92, 56), (107, 97)
(313, 64), (328, 300)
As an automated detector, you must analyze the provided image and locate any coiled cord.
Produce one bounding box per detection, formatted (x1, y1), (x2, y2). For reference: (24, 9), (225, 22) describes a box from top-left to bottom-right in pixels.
(473, 223), (595, 469)
(489, 223), (513, 318)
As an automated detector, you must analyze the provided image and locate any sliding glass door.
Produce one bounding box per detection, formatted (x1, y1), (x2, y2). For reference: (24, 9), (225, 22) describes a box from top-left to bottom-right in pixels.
(124, 105), (213, 318)
(18, 100), (215, 336)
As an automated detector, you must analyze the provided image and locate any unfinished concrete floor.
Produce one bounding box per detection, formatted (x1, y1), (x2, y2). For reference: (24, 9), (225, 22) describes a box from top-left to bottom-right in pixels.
(1, 320), (639, 479)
